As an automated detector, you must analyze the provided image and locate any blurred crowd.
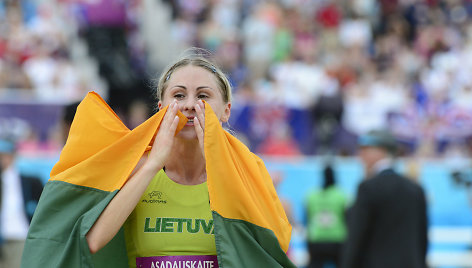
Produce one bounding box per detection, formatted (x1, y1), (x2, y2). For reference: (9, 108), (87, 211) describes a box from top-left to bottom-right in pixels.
(2, 0), (472, 159)
(0, 0), (107, 102)
(160, 0), (472, 158)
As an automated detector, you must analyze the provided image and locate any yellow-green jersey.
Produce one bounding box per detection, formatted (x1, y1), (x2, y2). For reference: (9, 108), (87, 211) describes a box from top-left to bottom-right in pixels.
(124, 170), (217, 268)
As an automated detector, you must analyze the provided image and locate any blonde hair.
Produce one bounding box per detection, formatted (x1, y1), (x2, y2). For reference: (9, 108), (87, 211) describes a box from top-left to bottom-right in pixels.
(155, 48), (232, 103)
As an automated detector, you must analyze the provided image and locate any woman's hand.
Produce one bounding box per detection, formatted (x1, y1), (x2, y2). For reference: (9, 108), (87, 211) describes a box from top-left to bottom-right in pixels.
(145, 100), (180, 171)
(87, 103), (180, 254)
(194, 100), (205, 158)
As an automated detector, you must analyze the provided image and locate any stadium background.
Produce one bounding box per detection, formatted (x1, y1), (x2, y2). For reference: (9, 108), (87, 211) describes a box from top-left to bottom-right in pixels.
(1, 0), (472, 267)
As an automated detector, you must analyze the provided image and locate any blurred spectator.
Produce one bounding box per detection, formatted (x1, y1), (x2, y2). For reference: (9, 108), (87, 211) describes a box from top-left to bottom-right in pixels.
(342, 129), (428, 268)
(304, 163), (347, 268)
(343, 82), (385, 136)
(0, 54), (33, 89)
(257, 121), (301, 156)
(338, 14), (372, 50)
(269, 50), (326, 110)
(23, 42), (82, 101)
(0, 138), (43, 267)
(60, 101), (80, 145)
(271, 170), (294, 225)
(215, 37), (247, 90)
(126, 99), (151, 130)
(310, 77), (344, 155)
(242, 2), (279, 82)
(272, 9), (294, 63)
(270, 169), (295, 261)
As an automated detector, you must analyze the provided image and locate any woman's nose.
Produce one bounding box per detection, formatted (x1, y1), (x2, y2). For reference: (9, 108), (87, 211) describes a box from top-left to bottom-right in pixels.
(181, 97), (197, 110)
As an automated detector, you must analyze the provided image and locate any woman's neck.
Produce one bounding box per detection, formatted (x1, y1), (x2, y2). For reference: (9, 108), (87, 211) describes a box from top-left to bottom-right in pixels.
(164, 138), (206, 185)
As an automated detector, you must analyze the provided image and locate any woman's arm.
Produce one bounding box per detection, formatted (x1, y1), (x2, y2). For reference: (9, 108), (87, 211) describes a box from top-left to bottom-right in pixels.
(86, 101), (180, 254)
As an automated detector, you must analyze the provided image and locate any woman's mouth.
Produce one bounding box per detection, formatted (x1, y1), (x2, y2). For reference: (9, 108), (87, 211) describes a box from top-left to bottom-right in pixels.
(186, 117), (194, 125)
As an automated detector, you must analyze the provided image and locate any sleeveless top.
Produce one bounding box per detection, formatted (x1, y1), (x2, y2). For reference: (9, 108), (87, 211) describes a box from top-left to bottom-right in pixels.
(305, 186), (347, 242)
(124, 170), (217, 268)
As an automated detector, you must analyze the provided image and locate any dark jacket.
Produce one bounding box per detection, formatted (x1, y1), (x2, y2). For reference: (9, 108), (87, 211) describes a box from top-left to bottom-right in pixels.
(342, 169), (428, 268)
(20, 175), (44, 223)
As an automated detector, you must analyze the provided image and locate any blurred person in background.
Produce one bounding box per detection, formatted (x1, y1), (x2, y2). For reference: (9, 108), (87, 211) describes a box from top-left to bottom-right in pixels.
(271, 169), (294, 225)
(257, 121), (302, 156)
(126, 99), (152, 130)
(341, 129), (428, 268)
(0, 138), (43, 267)
(310, 77), (345, 155)
(305, 163), (347, 268)
(61, 101), (80, 145)
(0, 54), (33, 89)
(271, 169), (295, 262)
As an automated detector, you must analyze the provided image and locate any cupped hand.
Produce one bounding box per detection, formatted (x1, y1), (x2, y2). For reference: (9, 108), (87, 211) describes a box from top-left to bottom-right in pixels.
(145, 100), (180, 171)
(194, 100), (205, 158)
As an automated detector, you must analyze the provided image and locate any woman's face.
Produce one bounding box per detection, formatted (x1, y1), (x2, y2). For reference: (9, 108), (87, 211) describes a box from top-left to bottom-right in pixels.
(158, 65), (231, 139)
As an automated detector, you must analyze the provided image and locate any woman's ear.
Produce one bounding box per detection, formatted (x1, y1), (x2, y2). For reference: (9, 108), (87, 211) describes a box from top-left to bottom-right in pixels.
(157, 101), (162, 111)
(221, 102), (231, 123)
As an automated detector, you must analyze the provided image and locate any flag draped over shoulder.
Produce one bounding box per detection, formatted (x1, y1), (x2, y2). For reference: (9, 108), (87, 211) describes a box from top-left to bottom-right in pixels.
(205, 102), (293, 267)
(22, 92), (294, 267)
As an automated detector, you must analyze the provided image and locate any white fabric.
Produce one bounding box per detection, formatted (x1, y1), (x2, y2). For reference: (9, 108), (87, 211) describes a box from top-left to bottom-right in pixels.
(1, 166), (29, 240)
(338, 19), (372, 48)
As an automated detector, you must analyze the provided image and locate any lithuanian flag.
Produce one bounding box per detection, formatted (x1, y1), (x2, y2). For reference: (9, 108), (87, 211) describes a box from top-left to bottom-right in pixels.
(21, 92), (294, 267)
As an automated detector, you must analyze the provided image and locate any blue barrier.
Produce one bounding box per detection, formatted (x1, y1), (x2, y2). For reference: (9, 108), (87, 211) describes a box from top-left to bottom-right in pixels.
(17, 155), (472, 267)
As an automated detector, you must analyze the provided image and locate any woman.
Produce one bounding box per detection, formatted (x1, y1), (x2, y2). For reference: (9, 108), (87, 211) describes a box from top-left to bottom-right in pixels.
(85, 51), (231, 266)
(22, 49), (293, 268)
(305, 164), (347, 268)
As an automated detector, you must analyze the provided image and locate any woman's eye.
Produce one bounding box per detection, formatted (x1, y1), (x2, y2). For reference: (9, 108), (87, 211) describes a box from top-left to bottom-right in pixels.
(198, 94), (208, 99)
(174, 94), (185, 99)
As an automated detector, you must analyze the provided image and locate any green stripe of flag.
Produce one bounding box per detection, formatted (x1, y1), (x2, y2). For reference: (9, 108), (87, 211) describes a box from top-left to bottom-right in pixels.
(212, 211), (295, 268)
(22, 180), (128, 267)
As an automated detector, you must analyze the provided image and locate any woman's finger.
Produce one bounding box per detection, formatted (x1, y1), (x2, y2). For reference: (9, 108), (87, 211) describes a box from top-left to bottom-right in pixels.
(195, 100), (205, 131)
(194, 116), (205, 158)
(194, 116), (204, 140)
(147, 101), (179, 166)
(169, 115), (180, 136)
(160, 101), (178, 132)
